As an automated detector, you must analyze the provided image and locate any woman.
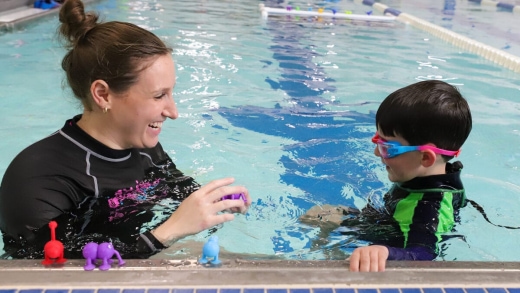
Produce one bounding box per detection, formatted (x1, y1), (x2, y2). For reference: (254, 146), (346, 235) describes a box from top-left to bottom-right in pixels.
(0, 0), (250, 259)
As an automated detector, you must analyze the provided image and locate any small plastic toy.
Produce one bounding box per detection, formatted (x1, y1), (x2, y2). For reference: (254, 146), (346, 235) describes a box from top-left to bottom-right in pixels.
(199, 236), (221, 266)
(34, 0), (60, 9)
(42, 221), (66, 265)
(221, 193), (247, 202)
(82, 242), (125, 271)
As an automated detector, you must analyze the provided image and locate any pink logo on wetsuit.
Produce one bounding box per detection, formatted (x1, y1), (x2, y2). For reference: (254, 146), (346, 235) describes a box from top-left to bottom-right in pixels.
(107, 179), (163, 208)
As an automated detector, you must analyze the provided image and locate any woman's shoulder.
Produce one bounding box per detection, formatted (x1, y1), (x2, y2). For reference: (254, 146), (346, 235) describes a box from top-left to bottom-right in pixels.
(0, 131), (73, 185)
(10, 130), (65, 162)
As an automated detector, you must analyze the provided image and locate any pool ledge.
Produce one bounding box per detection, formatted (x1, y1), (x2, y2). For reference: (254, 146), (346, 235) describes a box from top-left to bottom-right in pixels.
(0, 6), (59, 30)
(0, 259), (519, 288)
(0, 0), (97, 31)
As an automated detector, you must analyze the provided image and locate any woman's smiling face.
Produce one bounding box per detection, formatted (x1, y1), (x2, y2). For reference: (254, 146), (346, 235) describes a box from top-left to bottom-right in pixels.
(110, 54), (178, 149)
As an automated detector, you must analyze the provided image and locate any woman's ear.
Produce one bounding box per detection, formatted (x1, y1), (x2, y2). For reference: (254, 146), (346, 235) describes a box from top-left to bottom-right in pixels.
(421, 149), (437, 168)
(90, 80), (111, 110)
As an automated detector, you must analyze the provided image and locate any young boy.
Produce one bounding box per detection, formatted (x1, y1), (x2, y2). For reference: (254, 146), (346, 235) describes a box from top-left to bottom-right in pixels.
(346, 80), (472, 272)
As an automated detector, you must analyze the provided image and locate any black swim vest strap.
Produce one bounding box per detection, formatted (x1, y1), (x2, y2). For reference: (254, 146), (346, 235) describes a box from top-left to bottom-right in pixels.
(467, 199), (520, 229)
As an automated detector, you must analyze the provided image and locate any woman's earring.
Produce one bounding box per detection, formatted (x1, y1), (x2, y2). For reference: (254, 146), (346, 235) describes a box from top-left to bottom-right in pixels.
(103, 107), (108, 114)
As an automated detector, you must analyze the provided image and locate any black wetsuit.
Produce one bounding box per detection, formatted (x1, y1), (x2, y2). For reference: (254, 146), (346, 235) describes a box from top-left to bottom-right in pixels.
(0, 115), (200, 259)
(340, 162), (466, 260)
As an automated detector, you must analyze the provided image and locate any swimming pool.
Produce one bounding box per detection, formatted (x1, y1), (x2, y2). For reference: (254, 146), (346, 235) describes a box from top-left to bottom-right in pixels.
(0, 0), (520, 262)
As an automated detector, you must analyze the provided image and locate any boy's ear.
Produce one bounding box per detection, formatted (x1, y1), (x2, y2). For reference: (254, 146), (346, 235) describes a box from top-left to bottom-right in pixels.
(420, 149), (437, 168)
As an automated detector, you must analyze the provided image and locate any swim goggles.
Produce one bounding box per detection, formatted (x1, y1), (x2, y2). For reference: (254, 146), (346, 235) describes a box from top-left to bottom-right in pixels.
(371, 133), (461, 159)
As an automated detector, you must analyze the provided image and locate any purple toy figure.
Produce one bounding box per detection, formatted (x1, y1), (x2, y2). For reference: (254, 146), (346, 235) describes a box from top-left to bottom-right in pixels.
(82, 242), (99, 271)
(221, 193), (247, 202)
(82, 242), (125, 271)
(199, 236), (221, 266)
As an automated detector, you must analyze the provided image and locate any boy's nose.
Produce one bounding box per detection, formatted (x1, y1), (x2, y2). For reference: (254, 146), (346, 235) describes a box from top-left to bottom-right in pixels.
(374, 145), (381, 157)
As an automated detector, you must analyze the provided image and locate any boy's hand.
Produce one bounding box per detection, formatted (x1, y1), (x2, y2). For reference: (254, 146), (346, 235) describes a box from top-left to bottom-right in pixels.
(348, 245), (389, 272)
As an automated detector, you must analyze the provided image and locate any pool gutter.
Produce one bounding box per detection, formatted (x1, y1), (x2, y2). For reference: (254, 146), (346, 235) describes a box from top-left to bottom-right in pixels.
(0, 259), (519, 288)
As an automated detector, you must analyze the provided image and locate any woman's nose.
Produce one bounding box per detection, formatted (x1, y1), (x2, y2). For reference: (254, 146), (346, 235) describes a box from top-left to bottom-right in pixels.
(163, 95), (178, 119)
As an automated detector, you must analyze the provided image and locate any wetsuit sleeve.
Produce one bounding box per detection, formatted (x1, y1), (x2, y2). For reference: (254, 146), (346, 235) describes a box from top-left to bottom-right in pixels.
(386, 245), (435, 260)
(136, 231), (167, 254)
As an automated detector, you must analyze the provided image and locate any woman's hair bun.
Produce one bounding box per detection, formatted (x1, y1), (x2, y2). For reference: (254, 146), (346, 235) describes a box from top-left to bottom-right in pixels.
(58, 0), (99, 46)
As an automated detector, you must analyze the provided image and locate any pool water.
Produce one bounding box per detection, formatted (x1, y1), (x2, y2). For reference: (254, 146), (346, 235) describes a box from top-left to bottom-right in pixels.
(0, 0), (520, 261)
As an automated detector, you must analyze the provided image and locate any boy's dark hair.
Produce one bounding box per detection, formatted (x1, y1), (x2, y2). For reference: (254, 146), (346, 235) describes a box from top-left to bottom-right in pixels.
(376, 80), (472, 161)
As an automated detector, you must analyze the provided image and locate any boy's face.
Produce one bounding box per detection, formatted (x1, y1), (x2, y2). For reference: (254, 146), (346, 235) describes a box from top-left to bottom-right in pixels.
(373, 131), (424, 183)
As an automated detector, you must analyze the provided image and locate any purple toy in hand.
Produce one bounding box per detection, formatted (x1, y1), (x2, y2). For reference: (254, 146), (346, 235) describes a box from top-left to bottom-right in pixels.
(82, 242), (126, 271)
(221, 193), (247, 202)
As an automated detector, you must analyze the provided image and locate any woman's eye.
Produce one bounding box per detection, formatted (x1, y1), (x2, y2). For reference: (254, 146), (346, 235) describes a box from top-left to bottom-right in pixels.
(155, 93), (166, 99)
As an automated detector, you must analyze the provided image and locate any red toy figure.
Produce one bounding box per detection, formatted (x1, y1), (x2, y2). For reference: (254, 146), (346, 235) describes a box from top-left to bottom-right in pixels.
(42, 221), (66, 265)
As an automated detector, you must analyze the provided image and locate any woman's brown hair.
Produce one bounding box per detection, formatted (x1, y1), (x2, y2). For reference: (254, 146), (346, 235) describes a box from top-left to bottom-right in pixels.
(58, 0), (173, 110)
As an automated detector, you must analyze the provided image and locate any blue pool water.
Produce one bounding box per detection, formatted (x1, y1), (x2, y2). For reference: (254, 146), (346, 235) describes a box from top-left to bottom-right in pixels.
(0, 0), (520, 261)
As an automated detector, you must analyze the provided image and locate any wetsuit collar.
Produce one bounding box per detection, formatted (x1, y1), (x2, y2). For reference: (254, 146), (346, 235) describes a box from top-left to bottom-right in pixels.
(398, 161), (464, 190)
(62, 115), (134, 159)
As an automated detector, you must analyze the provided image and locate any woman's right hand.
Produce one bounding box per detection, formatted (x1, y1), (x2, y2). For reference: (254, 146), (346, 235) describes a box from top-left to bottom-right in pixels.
(151, 177), (250, 246)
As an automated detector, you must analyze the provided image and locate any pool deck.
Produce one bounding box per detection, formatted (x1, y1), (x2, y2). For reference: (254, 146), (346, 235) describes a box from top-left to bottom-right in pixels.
(0, 5), (60, 30)
(0, 259), (520, 288)
(0, 0), (96, 31)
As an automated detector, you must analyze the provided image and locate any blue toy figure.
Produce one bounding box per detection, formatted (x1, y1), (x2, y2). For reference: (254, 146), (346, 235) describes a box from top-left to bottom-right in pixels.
(199, 236), (221, 265)
(34, 0), (60, 9)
